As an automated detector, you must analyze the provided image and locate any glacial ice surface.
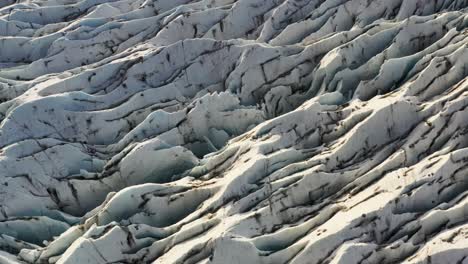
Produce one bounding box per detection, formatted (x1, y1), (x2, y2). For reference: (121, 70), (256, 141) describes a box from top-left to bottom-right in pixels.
(1, 0), (468, 263)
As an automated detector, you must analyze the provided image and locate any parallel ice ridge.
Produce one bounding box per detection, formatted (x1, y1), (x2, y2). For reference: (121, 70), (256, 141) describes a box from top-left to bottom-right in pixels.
(0, 0), (468, 263)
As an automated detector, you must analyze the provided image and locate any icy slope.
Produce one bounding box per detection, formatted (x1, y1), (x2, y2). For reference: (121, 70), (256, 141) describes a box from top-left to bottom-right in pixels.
(0, 0), (468, 263)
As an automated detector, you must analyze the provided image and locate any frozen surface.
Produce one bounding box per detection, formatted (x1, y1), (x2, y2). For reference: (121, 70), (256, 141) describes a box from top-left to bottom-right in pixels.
(0, 0), (468, 263)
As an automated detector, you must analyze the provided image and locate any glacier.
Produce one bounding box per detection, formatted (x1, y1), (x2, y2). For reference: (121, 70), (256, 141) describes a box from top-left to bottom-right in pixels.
(0, 0), (468, 263)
